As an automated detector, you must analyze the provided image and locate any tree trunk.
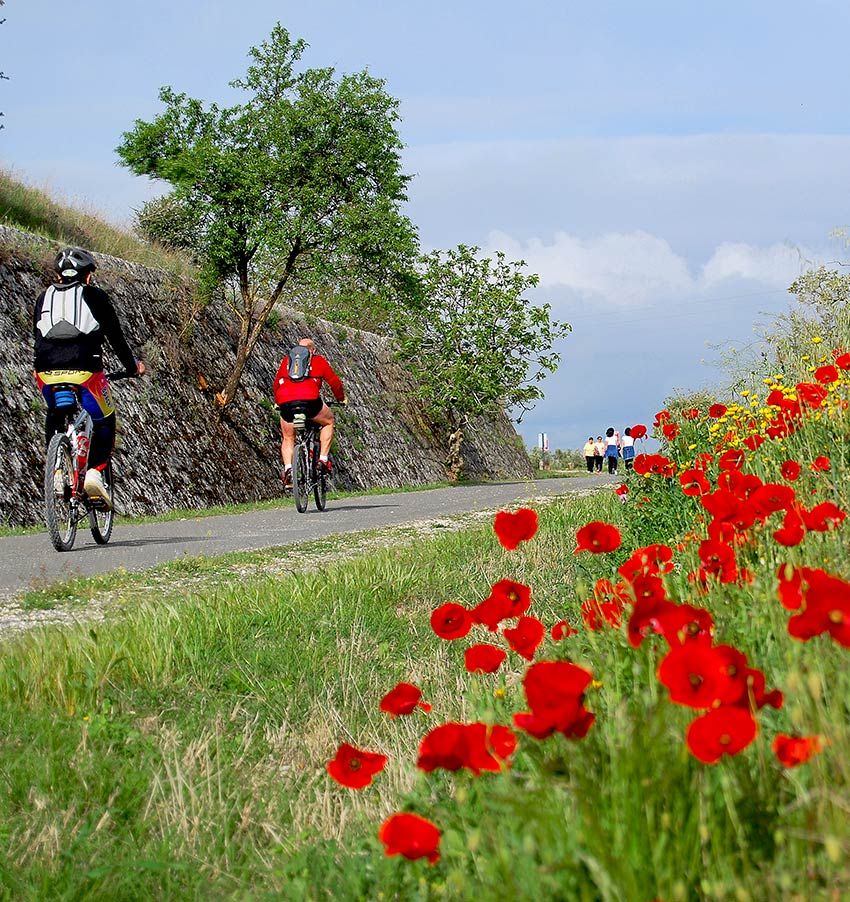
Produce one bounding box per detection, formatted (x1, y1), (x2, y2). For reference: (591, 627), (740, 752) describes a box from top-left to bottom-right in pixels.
(445, 411), (465, 482)
(215, 305), (253, 408)
(215, 239), (302, 409)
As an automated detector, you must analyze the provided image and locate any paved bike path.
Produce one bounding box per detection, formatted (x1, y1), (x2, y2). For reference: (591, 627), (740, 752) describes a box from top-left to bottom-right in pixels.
(0, 475), (610, 596)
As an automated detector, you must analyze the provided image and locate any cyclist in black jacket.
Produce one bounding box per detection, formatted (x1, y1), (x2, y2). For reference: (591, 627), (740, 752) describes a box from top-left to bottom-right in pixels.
(33, 248), (144, 508)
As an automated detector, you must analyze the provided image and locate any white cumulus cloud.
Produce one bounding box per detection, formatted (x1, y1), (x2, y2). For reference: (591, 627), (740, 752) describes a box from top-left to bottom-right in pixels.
(484, 229), (815, 308)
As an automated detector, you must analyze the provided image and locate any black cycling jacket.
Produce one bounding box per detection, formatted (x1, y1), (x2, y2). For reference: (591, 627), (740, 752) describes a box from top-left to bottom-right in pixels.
(32, 282), (137, 373)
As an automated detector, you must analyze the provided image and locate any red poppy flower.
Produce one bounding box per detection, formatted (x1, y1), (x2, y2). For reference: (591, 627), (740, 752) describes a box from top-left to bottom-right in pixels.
(581, 596), (623, 630)
(835, 351), (850, 369)
(380, 682), (432, 717)
(787, 571), (850, 647)
(709, 403), (728, 418)
(800, 501), (846, 532)
(797, 382), (829, 408)
(631, 424), (648, 439)
(656, 603), (714, 647)
(740, 668), (784, 711)
(772, 734), (823, 767)
(658, 643), (730, 708)
(686, 706), (757, 763)
(575, 521), (622, 554)
(417, 721), (515, 774)
(464, 643), (507, 673)
(493, 507), (539, 550)
(618, 544), (674, 581)
(815, 364), (839, 384)
(773, 509), (806, 547)
(698, 539), (737, 581)
(633, 453), (676, 477)
(743, 435), (765, 451)
(711, 644), (751, 705)
(503, 615), (545, 660)
(694, 452), (715, 470)
(379, 813), (441, 864)
(701, 489), (756, 534)
(750, 483), (795, 519)
(654, 410), (672, 426)
(551, 619), (578, 640)
(662, 422), (680, 440)
(680, 468), (711, 497)
(683, 407), (700, 420)
(463, 723), (517, 773)
(780, 460), (801, 481)
(327, 743), (388, 789)
(718, 468), (762, 500)
(615, 483), (629, 497)
(430, 602), (472, 640)
(472, 579), (531, 631)
(717, 449), (745, 470)
(776, 563), (805, 610)
(811, 455), (831, 472)
(627, 594), (676, 647)
(513, 661), (595, 740)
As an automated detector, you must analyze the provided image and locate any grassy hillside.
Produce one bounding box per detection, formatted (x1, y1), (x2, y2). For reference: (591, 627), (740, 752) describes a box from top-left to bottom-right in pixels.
(0, 170), (191, 276)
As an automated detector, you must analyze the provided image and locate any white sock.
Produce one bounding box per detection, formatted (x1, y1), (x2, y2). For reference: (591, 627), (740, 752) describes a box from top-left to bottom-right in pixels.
(320, 455), (328, 462)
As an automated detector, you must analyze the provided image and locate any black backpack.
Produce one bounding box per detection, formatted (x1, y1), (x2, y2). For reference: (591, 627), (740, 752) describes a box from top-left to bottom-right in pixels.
(286, 345), (312, 381)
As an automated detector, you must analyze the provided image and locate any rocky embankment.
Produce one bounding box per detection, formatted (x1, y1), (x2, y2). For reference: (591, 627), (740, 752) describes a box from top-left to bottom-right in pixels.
(0, 226), (531, 527)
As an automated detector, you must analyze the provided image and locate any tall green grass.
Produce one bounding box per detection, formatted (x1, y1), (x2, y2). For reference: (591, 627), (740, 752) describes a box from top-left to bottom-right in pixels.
(0, 169), (191, 276)
(0, 475), (847, 898)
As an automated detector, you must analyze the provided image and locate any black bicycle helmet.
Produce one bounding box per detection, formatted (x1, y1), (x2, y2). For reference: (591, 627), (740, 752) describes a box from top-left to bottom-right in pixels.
(54, 247), (97, 283)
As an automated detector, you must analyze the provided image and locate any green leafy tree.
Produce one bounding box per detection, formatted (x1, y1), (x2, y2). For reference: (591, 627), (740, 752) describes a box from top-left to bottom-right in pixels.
(396, 245), (570, 479)
(118, 24), (417, 407)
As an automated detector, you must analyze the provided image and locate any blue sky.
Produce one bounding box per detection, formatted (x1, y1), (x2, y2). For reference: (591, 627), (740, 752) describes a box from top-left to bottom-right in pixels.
(3, 1), (849, 448)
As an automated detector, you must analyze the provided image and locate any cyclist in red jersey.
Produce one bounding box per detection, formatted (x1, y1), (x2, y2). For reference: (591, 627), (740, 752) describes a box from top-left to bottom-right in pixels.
(273, 338), (346, 485)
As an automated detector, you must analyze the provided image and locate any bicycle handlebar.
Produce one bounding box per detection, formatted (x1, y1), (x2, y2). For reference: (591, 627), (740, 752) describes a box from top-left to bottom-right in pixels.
(106, 370), (142, 381)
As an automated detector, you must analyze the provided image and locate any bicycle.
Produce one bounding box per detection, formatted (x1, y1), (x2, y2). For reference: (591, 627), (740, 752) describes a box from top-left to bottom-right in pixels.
(288, 401), (339, 513)
(43, 370), (138, 551)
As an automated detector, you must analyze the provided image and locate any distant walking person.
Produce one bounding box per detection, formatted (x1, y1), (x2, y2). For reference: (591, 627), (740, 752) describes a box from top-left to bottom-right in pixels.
(583, 437), (596, 472)
(594, 436), (605, 472)
(621, 427), (636, 470)
(604, 427), (619, 474)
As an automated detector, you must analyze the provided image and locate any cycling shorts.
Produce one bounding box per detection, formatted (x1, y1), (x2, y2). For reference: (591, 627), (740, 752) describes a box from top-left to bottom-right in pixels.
(278, 399), (323, 422)
(35, 370), (115, 420)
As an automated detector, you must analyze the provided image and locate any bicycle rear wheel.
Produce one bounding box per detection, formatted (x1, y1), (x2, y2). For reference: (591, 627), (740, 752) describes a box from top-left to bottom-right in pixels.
(89, 463), (114, 544)
(44, 433), (77, 552)
(293, 443), (310, 513)
(313, 444), (327, 511)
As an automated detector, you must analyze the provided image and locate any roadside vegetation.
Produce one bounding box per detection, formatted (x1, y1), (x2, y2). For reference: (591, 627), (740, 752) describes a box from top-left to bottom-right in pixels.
(1, 266), (849, 898)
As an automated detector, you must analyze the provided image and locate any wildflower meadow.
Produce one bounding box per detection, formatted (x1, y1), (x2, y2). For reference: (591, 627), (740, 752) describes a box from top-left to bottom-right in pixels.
(324, 329), (850, 899)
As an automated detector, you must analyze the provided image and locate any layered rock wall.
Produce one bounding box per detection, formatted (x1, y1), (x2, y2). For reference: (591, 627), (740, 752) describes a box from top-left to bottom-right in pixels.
(0, 227), (531, 527)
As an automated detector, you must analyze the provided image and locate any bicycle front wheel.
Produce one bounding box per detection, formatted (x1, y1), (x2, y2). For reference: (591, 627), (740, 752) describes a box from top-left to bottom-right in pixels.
(89, 463), (115, 544)
(293, 443), (310, 513)
(44, 433), (77, 552)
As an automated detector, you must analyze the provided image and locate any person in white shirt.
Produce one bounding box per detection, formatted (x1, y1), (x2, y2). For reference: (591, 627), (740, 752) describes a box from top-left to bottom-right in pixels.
(621, 427), (636, 470)
(604, 427), (619, 474)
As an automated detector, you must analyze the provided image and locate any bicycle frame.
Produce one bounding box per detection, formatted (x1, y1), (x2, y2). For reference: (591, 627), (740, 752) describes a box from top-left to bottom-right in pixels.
(289, 410), (331, 512)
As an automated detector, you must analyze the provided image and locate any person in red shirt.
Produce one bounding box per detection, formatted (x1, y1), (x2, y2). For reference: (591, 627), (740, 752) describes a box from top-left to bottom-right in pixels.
(273, 338), (346, 484)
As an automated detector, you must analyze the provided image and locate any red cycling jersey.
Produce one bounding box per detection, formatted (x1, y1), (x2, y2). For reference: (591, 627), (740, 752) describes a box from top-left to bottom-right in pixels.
(273, 353), (345, 405)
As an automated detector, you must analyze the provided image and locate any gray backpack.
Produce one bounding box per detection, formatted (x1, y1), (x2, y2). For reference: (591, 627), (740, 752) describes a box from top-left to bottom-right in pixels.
(286, 345), (312, 381)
